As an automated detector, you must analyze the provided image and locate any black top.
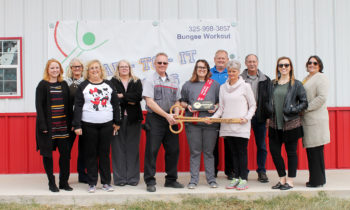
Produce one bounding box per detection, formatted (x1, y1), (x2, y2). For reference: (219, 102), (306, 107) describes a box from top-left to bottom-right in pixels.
(267, 80), (308, 122)
(110, 77), (143, 124)
(35, 80), (72, 157)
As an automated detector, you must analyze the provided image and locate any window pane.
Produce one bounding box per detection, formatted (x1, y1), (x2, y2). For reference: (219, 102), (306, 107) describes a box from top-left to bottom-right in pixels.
(0, 41), (2, 52)
(0, 69), (3, 80)
(4, 68), (17, 80)
(1, 53), (17, 65)
(4, 81), (17, 92)
(10, 53), (18, 65)
(0, 81), (3, 92)
(3, 41), (18, 53)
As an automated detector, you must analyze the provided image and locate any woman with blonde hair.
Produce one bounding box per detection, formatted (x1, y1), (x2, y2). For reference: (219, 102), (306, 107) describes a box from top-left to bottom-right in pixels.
(110, 60), (143, 186)
(73, 59), (121, 193)
(35, 59), (73, 192)
(268, 57), (308, 190)
(65, 57), (87, 184)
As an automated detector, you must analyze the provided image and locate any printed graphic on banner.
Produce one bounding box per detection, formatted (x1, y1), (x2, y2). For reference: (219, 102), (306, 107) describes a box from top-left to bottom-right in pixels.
(48, 19), (239, 89)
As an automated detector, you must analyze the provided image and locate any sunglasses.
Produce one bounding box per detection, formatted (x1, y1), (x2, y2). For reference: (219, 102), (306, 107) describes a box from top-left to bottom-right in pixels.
(157, 62), (168, 65)
(278, 63), (290, 68)
(308, 61), (318, 66)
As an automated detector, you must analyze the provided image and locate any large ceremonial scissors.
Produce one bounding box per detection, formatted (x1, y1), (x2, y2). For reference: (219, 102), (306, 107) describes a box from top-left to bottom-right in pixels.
(169, 105), (241, 134)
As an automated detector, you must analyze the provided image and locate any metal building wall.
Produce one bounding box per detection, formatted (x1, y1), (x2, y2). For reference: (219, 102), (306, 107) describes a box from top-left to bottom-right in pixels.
(0, 0), (349, 174)
(0, 0), (349, 113)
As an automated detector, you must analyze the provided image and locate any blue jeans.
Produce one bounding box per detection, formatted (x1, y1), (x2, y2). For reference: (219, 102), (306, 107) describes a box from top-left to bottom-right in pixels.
(251, 116), (267, 173)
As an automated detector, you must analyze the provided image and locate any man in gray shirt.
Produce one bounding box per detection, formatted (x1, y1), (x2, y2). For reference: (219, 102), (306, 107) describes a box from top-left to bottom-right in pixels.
(142, 52), (184, 192)
(241, 54), (271, 183)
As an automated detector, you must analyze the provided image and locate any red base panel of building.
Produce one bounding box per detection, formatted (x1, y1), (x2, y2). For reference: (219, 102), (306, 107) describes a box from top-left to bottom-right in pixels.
(0, 107), (349, 174)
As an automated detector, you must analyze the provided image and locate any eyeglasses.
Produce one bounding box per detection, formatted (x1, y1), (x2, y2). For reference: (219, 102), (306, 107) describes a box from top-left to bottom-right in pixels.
(197, 66), (207, 70)
(71, 65), (82, 69)
(307, 61), (318, 66)
(278, 63), (290, 68)
(119, 66), (129, 69)
(157, 62), (168, 65)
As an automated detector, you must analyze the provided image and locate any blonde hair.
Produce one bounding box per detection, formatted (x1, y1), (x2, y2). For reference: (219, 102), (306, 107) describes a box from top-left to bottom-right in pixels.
(43, 59), (64, 82)
(66, 57), (84, 78)
(114, 60), (139, 82)
(84, 59), (107, 80)
(275, 56), (295, 85)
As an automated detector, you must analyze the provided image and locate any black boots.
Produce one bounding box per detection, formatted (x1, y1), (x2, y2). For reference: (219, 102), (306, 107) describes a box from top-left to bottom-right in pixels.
(48, 175), (59, 192)
(59, 183), (73, 191)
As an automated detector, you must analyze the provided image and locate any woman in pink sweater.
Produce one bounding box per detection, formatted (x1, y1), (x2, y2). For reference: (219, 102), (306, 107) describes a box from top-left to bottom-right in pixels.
(210, 60), (256, 190)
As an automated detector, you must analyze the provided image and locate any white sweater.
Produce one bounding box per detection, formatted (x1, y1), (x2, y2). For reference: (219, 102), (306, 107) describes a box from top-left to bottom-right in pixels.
(212, 76), (256, 139)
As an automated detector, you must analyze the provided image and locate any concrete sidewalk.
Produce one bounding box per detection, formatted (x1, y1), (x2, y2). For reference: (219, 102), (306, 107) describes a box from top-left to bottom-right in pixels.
(0, 170), (350, 206)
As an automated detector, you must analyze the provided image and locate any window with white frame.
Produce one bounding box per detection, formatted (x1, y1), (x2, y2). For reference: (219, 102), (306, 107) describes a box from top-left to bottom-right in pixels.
(0, 37), (23, 98)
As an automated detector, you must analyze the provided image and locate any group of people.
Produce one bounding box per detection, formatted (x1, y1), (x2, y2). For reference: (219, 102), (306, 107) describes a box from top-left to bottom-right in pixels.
(35, 50), (330, 193)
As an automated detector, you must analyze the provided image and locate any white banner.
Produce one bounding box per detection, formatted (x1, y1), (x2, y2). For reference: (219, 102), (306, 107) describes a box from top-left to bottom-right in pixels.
(48, 19), (239, 86)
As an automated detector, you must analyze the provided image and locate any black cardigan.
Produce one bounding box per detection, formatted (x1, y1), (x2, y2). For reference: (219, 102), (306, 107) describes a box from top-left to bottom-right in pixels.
(110, 77), (143, 124)
(35, 80), (72, 157)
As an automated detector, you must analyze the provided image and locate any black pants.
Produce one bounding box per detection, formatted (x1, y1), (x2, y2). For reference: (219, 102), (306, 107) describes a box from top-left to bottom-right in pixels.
(111, 117), (141, 185)
(213, 126), (234, 177)
(251, 116), (267, 173)
(224, 138), (234, 176)
(82, 121), (113, 186)
(70, 133), (87, 181)
(144, 113), (180, 186)
(213, 136), (219, 175)
(307, 145), (326, 185)
(42, 139), (71, 186)
(224, 137), (248, 180)
(269, 129), (299, 177)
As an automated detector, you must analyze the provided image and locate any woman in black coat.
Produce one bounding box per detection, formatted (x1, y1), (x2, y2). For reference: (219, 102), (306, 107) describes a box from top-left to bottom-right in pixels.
(35, 59), (73, 192)
(267, 56), (308, 190)
(110, 60), (143, 186)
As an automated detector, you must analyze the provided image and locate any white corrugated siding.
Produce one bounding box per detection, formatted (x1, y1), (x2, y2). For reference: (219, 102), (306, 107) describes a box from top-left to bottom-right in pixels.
(0, 0), (349, 112)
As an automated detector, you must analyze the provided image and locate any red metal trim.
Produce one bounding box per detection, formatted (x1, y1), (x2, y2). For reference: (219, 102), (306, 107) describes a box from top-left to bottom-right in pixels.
(0, 37), (23, 99)
(0, 113), (37, 116)
(327, 107), (350, 111)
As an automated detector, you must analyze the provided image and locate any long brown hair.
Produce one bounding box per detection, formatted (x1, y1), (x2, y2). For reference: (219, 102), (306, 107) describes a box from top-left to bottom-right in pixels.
(275, 56), (295, 85)
(189, 59), (212, 82)
(43, 59), (64, 82)
(306, 55), (324, 73)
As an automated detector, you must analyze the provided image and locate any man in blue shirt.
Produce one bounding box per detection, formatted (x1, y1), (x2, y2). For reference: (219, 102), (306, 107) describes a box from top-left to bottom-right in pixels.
(210, 50), (228, 85)
(210, 50), (233, 180)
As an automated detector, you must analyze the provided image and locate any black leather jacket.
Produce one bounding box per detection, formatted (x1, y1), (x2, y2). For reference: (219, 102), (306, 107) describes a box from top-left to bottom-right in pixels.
(241, 69), (271, 123)
(267, 79), (308, 122)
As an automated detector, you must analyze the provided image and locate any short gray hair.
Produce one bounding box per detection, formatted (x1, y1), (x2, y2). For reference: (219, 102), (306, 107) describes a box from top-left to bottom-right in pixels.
(155, 52), (168, 59)
(226, 60), (241, 71)
(245, 54), (259, 61)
